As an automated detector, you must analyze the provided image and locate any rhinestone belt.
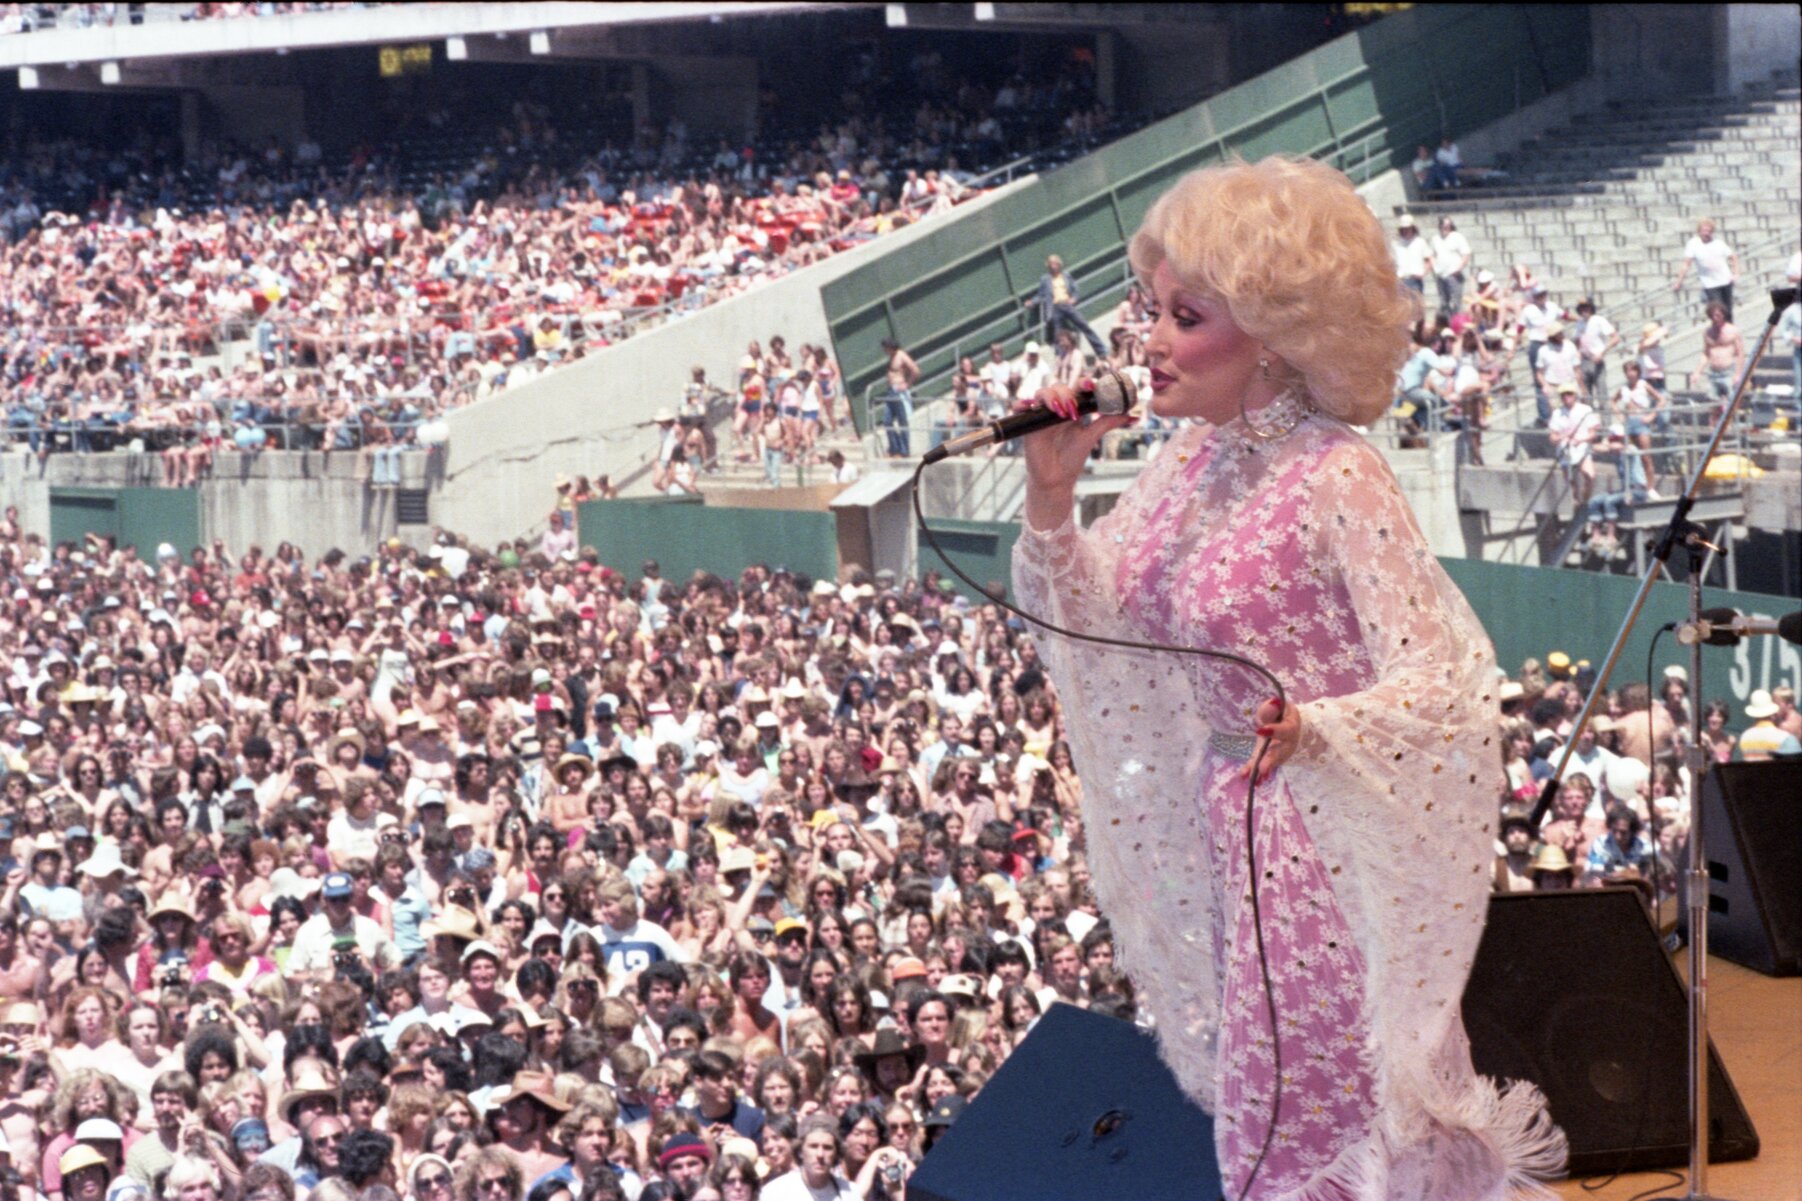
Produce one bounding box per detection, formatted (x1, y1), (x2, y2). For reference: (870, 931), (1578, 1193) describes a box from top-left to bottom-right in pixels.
(1208, 730), (1258, 761)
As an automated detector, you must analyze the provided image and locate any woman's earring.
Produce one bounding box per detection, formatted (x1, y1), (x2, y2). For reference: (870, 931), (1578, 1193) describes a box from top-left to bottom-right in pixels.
(1259, 357), (1271, 380)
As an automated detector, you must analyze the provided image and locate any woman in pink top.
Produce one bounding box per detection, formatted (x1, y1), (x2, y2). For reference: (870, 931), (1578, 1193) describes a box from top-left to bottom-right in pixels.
(1013, 156), (1565, 1200)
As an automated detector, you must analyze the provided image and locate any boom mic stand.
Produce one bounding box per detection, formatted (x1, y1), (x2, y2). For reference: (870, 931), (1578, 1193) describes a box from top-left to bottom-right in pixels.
(1527, 284), (1795, 1201)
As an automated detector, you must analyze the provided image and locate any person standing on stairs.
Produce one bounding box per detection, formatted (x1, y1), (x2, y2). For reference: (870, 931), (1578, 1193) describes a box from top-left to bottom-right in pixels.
(1671, 217), (1740, 322)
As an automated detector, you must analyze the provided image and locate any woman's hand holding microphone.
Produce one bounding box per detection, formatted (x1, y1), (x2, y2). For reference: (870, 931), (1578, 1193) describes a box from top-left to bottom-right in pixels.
(1019, 382), (1136, 533)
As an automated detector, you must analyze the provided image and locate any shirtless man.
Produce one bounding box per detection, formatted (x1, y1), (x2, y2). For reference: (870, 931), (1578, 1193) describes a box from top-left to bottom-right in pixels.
(880, 338), (919, 458)
(0, 919), (44, 1002)
(449, 753), (499, 847)
(1774, 687), (1802, 742)
(1614, 682), (1676, 767)
(1691, 302), (1745, 403)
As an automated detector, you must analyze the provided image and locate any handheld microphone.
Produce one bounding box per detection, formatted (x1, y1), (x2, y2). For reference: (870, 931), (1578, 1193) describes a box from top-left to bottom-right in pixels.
(1673, 608), (1802, 647)
(920, 369), (1134, 465)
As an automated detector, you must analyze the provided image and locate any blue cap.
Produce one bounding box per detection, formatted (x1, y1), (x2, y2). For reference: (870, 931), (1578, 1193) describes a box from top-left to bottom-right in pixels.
(230, 775), (257, 792)
(321, 872), (353, 899)
(465, 848), (497, 871)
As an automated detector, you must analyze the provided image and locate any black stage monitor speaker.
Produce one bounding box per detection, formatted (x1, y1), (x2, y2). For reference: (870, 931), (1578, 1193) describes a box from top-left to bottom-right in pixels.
(1463, 888), (1759, 1176)
(908, 1004), (1223, 1201)
(1678, 760), (1802, 976)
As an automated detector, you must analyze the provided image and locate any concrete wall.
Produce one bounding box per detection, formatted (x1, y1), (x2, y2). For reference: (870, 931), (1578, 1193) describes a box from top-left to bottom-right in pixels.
(2, 448), (436, 554)
(1589, 5), (1717, 103)
(432, 178), (1030, 545)
(1718, 3), (1802, 95)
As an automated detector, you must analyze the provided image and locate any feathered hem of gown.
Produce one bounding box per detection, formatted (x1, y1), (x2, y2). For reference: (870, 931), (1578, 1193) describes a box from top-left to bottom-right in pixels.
(1241, 1069), (1568, 1201)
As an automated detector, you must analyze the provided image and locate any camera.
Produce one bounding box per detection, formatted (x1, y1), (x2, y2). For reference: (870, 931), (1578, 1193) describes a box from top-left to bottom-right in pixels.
(881, 1159), (905, 1185)
(202, 878), (225, 896)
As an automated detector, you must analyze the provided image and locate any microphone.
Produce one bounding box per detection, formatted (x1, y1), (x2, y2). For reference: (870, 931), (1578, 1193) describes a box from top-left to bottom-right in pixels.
(1674, 608), (1802, 646)
(921, 370), (1134, 465)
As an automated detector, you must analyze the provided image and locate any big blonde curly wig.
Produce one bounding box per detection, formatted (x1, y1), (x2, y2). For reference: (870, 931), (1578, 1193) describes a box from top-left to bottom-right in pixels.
(1128, 154), (1413, 426)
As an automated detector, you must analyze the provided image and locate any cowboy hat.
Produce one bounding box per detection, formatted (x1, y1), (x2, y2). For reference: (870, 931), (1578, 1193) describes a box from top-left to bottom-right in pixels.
(421, 906), (482, 943)
(330, 727), (367, 759)
(278, 1061), (341, 1123)
(487, 1069), (570, 1115)
(852, 1028), (927, 1075)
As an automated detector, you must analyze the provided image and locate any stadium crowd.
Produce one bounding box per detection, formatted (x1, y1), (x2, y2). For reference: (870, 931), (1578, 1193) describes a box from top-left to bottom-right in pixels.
(0, 4), (377, 34)
(0, 511), (1792, 1201)
(0, 99), (1009, 471)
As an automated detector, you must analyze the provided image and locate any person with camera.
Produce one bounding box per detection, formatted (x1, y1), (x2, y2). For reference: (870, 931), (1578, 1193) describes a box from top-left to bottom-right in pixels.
(131, 894), (208, 995)
(287, 875), (394, 981)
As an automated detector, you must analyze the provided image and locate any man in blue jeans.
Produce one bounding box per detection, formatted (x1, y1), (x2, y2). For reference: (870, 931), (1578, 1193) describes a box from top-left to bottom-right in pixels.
(1029, 255), (1106, 359)
(880, 338), (919, 458)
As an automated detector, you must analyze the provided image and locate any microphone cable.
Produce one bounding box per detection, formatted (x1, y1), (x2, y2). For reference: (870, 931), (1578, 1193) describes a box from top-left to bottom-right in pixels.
(911, 459), (1286, 1201)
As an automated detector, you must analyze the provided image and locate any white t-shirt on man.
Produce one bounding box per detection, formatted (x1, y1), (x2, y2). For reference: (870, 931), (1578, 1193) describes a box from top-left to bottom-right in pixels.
(1683, 236), (1735, 288)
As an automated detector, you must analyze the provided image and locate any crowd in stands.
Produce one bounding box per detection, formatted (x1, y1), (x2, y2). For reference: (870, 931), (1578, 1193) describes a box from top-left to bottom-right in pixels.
(0, 514), (1793, 1201)
(0, 3), (375, 34)
(0, 22), (1138, 480)
(1387, 213), (1802, 563)
(0, 101), (1012, 473)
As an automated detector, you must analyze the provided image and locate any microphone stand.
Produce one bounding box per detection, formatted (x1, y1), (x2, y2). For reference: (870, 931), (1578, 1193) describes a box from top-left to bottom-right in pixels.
(1527, 284), (1795, 1201)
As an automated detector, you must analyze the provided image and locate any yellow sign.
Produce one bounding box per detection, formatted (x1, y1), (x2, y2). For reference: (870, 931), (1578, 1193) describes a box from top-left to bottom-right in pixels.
(378, 44), (433, 78)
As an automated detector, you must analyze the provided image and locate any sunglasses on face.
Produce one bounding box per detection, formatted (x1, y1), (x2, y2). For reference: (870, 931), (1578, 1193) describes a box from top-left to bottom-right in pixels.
(416, 1175), (451, 1192)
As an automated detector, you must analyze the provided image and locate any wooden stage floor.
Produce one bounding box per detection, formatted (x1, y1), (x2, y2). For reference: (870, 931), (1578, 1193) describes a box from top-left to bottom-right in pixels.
(1552, 956), (1801, 1201)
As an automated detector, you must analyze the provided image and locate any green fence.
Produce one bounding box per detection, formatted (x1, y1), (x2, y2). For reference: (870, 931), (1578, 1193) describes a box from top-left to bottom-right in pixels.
(577, 497), (839, 585)
(826, 4), (1592, 407)
(1441, 558), (1801, 710)
(909, 531), (1800, 714)
(49, 487), (202, 559)
(917, 518), (1022, 604)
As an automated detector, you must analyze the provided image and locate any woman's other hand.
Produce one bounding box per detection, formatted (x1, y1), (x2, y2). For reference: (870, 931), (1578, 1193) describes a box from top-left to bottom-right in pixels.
(1243, 696), (1301, 785)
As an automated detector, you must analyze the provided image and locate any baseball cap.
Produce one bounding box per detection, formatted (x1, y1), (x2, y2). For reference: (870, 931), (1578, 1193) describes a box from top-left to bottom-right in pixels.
(461, 940), (502, 965)
(773, 918), (808, 941)
(321, 873), (353, 899)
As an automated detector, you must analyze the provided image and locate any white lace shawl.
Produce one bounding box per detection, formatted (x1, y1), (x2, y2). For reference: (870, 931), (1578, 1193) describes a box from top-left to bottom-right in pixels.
(1011, 416), (1566, 1199)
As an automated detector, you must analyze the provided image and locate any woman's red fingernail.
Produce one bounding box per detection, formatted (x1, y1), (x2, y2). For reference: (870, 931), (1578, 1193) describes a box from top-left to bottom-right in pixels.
(1256, 726), (1274, 737)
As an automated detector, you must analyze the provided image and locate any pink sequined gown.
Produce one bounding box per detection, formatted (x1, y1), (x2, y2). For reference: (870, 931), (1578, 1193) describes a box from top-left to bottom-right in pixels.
(1118, 421), (1384, 1196)
(1013, 404), (1567, 1201)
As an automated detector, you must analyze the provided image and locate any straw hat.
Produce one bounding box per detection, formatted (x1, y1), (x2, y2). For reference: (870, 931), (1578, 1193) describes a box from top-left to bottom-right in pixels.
(553, 753), (593, 781)
(330, 728), (367, 759)
(148, 892), (196, 923)
(1531, 844), (1574, 875)
(58, 1146), (110, 1179)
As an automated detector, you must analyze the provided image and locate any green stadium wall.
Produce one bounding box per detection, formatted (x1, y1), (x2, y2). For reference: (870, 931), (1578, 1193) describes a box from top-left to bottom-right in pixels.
(49, 487), (203, 560)
(924, 521), (1798, 708)
(577, 497), (839, 586)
